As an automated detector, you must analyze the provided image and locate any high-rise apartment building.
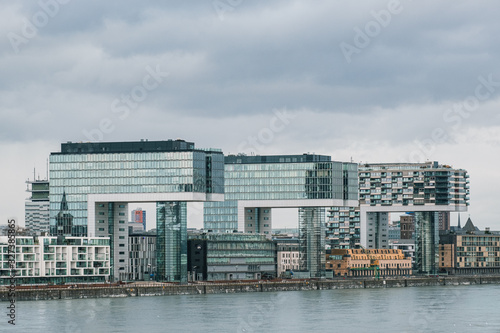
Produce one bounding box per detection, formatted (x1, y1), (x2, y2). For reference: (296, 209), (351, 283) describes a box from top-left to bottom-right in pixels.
(358, 162), (469, 274)
(326, 206), (360, 249)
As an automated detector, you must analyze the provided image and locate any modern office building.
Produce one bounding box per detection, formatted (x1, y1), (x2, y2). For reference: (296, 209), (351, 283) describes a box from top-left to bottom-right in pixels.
(25, 178), (50, 236)
(326, 248), (412, 277)
(0, 236), (110, 285)
(204, 154), (358, 278)
(326, 206), (360, 249)
(49, 139), (224, 283)
(439, 219), (500, 275)
(358, 162), (469, 274)
(128, 232), (157, 281)
(188, 233), (276, 281)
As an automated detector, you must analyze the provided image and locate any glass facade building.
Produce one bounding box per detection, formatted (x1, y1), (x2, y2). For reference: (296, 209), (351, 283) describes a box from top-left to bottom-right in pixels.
(204, 154), (358, 278)
(204, 154), (358, 233)
(204, 233), (276, 281)
(49, 140), (224, 283)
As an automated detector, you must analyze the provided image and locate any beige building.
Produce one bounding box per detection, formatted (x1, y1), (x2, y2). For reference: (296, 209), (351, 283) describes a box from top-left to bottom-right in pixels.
(439, 218), (500, 275)
(275, 237), (300, 277)
(326, 248), (412, 277)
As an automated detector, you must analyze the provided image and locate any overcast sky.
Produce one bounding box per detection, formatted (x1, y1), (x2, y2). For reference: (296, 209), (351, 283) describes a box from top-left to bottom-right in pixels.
(1, 0), (500, 230)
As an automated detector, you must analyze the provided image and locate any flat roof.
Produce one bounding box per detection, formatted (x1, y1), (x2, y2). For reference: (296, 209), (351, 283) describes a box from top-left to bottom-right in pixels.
(225, 154), (331, 164)
(52, 140), (223, 155)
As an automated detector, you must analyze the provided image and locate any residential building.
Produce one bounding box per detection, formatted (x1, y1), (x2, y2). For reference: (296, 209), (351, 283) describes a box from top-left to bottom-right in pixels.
(358, 162), (469, 274)
(0, 236), (110, 285)
(326, 206), (360, 249)
(389, 239), (415, 266)
(274, 237), (300, 277)
(25, 178), (50, 236)
(48, 139), (224, 283)
(439, 218), (500, 275)
(204, 154), (358, 278)
(326, 248), (412, 277)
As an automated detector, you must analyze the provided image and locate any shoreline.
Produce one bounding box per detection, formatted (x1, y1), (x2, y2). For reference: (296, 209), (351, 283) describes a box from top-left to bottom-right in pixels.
(2, 275), (500, 302)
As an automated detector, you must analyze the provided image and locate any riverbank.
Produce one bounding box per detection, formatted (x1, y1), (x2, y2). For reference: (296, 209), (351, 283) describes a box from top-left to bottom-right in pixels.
(2, 275), (500, 302)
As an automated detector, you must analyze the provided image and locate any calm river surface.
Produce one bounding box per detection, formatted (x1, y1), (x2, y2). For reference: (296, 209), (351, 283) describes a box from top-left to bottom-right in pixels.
(2, 284), (500, 332)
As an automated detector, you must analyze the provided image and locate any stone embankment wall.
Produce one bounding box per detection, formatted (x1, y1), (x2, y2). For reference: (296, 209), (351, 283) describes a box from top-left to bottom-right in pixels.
(2, 276), (499, 302)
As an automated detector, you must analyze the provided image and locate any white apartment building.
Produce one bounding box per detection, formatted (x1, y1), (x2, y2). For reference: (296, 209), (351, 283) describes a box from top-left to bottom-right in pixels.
(0, 236), (110, 285)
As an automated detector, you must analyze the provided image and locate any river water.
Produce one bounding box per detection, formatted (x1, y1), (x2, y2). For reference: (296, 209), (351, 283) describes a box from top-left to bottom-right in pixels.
(2, 284), (500, 332)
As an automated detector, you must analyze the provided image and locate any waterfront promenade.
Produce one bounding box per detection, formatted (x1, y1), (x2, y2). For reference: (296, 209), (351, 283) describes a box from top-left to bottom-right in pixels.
(2, 275), (500, 302)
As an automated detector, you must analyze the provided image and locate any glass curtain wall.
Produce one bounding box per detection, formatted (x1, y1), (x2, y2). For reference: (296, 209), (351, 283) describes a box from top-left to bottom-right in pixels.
(156, 202), (187, 283)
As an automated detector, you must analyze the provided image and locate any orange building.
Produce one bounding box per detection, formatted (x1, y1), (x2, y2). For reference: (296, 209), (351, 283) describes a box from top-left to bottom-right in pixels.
(326, 248), (412, 277)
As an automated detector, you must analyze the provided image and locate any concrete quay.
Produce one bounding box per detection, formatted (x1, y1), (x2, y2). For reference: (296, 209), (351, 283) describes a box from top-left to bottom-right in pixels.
(2, 275), (500, 302)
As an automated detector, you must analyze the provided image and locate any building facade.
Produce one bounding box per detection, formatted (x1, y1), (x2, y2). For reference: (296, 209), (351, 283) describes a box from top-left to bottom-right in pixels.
(437, 211), (451, 231)
(326, 206), (360, 249)
(439, 220), (500, 275)
(131, 208), (147, 231)
(389, 239), (415, 266)
(128, 232), (156, 281)
(274, 237), (300, 277)
(400, 214), (415, 239)
(204, 154), (358, 278)
(48, 139), (224, 283)
(0, 236), (110, 285)
(326, 249), (412, 277)
(25, 178), (50, 236)
(358, 162), (469, 274)
(188, 233), (276, 281)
